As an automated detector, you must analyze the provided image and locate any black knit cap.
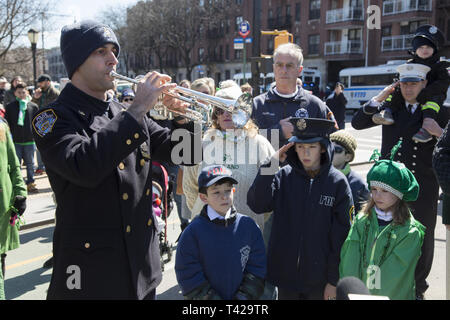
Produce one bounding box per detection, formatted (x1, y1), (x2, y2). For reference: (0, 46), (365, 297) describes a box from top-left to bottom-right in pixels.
(60, 20), (120, 79)
(412, 24), (444, 53)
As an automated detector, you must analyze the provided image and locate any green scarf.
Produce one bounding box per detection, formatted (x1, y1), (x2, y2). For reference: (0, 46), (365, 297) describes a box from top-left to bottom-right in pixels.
(16, 96), (30, 126)
(339, 163), (351, 176)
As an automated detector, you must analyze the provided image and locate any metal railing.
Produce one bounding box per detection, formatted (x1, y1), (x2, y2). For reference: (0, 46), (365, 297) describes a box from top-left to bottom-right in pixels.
(324, 40), (363, 55)
(381, 34), (414, 51)
(383, 0), (432, 15)
(326, 7), (364, 24)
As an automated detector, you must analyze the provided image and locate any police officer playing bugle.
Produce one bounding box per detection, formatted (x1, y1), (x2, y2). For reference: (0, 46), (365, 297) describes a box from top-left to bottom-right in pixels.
(32, 20), (199, 300)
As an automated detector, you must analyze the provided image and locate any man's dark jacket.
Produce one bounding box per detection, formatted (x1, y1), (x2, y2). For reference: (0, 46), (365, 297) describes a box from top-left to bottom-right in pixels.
(4, 100), (39, 143)
(32, 83), (199, 299)
(252, 86), (336, 149)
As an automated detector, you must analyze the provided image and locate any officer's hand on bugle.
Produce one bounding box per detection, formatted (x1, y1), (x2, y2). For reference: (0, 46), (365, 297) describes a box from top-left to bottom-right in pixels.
(127, 71), (176, 122)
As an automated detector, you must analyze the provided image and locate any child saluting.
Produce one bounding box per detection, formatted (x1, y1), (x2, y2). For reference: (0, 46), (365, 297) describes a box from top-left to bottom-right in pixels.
(339, 140), (425, 300)
(248, 116), (353, 300)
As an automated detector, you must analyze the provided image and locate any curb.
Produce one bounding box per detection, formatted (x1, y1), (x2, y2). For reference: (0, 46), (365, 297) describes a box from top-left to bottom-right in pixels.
(20, 218), (55, 231)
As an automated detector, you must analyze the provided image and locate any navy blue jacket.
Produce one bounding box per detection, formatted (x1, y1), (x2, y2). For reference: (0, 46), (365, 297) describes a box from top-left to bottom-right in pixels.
(345, 169), (370, 215)
(252, 86), (336, 149)
(247, 139), (353, 293)
(175, 205), (266, 299)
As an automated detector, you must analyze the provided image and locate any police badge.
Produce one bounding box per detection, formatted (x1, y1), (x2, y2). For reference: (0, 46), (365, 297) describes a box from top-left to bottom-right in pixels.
(33, 109), (58, 137)
(296, 118), (307, 131)
(295, 108), (309, 118)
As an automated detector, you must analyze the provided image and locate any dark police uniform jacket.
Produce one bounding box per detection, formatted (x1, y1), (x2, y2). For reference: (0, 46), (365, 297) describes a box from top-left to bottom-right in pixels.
(32, 83), (198, 299)
(252, 86), (336, 149)
(352, 99), (449, 224)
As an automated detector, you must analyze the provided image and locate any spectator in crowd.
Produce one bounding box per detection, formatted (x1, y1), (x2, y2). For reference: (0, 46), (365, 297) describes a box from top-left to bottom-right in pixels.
(4, 83), (39, 193)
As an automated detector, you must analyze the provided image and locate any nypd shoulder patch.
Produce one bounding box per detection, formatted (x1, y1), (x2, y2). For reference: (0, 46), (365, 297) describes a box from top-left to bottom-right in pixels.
(33, 109), (57, 137)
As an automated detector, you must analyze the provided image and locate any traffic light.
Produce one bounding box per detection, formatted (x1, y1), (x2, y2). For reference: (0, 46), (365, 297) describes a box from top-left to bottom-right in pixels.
(260, 30), (293, 57)
(274, 32), (293, 50)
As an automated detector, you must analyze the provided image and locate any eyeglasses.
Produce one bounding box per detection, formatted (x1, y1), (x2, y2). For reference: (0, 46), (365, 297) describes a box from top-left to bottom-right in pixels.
(123, 97), (134, 102)
(333, 144), (346, 154)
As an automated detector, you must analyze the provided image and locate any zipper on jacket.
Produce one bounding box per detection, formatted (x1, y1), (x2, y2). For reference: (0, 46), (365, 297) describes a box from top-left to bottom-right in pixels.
(297, 178), (315, 270)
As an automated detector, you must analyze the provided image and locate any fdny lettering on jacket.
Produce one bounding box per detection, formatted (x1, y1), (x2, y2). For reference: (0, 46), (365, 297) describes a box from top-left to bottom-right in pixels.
(319, 195), (335, 207)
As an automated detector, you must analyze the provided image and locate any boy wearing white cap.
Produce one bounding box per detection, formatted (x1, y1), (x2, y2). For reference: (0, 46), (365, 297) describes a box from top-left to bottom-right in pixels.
(371, 24), (450, 143)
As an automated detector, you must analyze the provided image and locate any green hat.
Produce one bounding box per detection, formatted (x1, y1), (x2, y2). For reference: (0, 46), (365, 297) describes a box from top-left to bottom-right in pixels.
(366, 140), (419, 202)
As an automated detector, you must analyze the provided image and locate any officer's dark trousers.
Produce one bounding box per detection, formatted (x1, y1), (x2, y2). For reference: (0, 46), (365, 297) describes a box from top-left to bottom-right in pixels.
(410, 174), (439, 296)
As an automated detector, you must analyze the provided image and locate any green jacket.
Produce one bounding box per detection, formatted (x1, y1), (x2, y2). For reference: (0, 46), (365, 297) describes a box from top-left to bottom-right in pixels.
(0, 121), (27, 254)
(0, 120), (27, 300)
(339, 208), (425, 300)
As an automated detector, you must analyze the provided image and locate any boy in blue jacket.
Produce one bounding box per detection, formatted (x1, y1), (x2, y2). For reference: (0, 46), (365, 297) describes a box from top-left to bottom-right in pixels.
(175, 165), (266, 300)
(247, 116), (353, 300)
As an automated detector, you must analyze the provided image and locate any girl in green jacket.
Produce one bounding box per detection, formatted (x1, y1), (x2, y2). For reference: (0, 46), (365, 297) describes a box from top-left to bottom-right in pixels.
(0, 119), (27, 300)
(339, 141), (425, 300)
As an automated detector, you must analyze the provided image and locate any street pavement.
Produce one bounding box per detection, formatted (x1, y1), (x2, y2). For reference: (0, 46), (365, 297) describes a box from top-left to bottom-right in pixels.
(3, 116), (449, 300)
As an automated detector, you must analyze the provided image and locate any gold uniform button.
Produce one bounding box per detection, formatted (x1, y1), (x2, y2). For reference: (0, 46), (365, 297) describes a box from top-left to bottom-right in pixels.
(147, 218), (153, 226)
(126, 225), (131, 233)
(134, 133), (140, 139)
(146, 189), (151, 196)
(119, 162), (125, 170)
(122, 193), (129, 200)
(140, 159), (146, 167)
(126, 139), (132, 145)
(84, 242), (91, 249)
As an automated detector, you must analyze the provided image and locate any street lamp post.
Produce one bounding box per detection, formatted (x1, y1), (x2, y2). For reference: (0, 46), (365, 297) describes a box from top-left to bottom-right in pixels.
(27, 28), (39, 88)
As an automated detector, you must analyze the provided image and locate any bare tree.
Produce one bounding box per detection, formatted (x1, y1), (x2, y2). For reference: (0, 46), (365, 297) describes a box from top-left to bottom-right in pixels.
(97, 4), (132, 75)
(0, 0), (50, 60)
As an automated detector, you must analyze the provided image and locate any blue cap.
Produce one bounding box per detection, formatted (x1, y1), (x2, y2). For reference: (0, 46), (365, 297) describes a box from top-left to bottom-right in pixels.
(198, 165), (238, 189)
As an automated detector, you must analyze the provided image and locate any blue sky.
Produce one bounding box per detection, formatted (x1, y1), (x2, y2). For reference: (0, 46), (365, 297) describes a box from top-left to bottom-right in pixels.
(21, 0), (138, 49)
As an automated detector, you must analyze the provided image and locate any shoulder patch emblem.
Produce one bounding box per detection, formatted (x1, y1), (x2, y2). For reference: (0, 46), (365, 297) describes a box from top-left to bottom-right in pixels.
(33, 109), (57, 137)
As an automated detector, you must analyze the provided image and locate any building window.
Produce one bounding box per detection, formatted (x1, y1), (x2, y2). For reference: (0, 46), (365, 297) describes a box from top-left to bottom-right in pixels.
(226, 70), (231, 79)
(199, 47), (205, 62)
(348, 28), (362, 40)
(309, 0), (321, 20)
(226, 44), (230, 60)
(236, 0), (242, 4)
(381, 25), (391, 37)
(235, 49), (242, 59)
(308, 34), (320, 54)
(295, 3), (301, 21)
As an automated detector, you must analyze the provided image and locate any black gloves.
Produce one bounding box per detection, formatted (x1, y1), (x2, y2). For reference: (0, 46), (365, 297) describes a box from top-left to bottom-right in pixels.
(13, 195), (27, 216)
(184, 282), (222, 300)
(234, 273), (265, 300)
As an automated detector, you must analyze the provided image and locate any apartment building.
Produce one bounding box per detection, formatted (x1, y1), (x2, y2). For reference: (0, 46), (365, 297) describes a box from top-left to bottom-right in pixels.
(171, 0), (448, 90)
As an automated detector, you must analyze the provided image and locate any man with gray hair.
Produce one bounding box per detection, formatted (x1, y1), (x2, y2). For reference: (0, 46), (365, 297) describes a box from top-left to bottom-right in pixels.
(252, 43), (336, 150)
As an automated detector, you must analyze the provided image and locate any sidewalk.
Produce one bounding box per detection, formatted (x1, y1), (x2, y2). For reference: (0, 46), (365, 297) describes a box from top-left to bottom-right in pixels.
(20, 168), (55, 230)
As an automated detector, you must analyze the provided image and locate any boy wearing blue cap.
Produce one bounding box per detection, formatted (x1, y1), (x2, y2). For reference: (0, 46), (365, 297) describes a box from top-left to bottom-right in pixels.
(175, 164), (266, 300)
(247, 116), (353, 300)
